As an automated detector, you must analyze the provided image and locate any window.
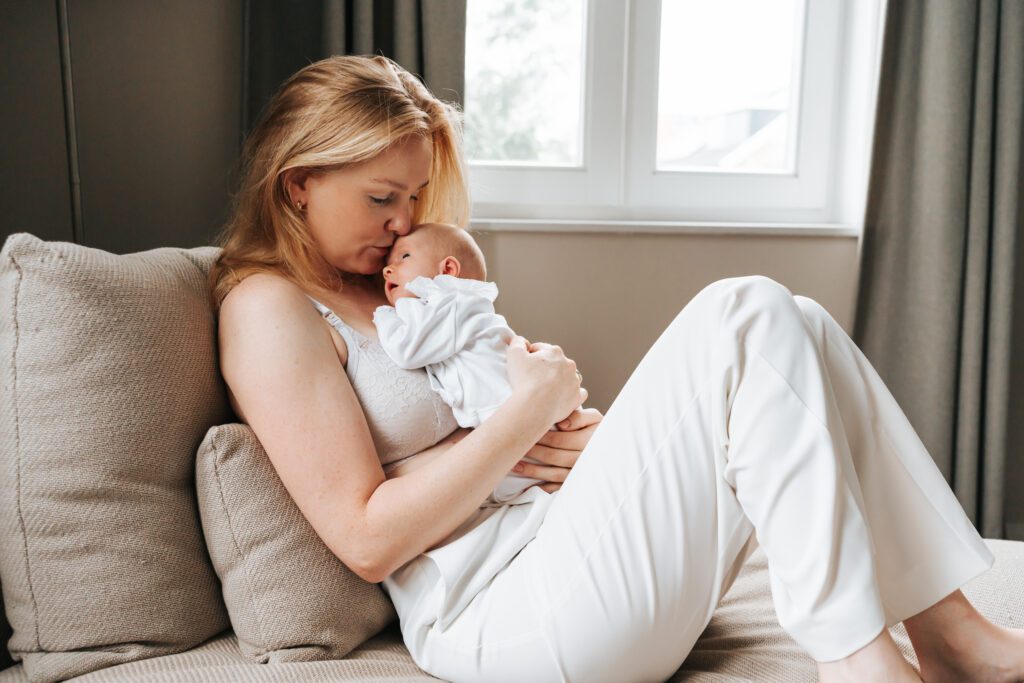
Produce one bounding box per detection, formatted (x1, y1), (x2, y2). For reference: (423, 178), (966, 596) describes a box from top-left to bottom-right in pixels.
(463, 0), (886, 230)
(464, 0), (585, 166)
(654, 0), (803, 173)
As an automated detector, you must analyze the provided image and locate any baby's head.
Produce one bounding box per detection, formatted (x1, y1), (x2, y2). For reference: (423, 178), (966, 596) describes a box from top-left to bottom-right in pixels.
(383, 223), (487, 304)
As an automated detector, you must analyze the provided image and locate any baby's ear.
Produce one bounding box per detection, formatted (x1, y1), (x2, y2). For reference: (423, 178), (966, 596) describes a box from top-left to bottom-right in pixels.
(439, 256), (461, 277)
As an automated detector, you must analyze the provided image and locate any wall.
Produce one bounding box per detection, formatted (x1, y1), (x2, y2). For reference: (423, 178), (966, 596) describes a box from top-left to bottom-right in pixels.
(475, 230), (860, 413)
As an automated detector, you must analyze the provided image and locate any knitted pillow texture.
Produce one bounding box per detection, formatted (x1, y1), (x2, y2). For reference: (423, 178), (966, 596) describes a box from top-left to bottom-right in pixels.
(195, 422), (396, 663)
(0, 233), (231, 683)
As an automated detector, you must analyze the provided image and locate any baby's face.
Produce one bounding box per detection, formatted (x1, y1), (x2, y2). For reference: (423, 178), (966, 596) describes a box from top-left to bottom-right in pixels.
(382, 231), (444, 305)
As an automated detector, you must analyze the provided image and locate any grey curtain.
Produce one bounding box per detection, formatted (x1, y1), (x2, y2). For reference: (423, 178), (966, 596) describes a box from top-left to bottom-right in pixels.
(242, 0), (466, 136)
(853, 0), (1024, 539)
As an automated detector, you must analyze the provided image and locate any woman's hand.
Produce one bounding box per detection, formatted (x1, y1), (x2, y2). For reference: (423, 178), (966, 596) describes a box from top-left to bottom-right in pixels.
(506, 336), (587, 426)
(515, 406), (604, 493)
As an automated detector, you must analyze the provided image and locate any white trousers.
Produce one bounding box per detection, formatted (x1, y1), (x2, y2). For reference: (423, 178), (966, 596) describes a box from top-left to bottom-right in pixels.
(403, 275), (994, 683)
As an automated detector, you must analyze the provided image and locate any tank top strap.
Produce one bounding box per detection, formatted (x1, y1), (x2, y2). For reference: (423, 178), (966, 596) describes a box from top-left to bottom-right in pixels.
(305, 294), (366, 376)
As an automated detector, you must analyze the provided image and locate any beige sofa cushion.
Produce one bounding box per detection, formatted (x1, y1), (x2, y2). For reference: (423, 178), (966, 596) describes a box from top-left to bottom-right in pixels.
(195, 423), (396, 663)
(0, 233), (232, 683)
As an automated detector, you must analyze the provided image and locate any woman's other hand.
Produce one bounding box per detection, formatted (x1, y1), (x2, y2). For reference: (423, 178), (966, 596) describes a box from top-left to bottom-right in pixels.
(516, 407), (604, 493)
(506, 335), (587, 426)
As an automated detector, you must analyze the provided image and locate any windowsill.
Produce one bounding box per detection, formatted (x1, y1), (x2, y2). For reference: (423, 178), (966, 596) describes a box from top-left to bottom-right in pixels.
(469, 217), (861, 238)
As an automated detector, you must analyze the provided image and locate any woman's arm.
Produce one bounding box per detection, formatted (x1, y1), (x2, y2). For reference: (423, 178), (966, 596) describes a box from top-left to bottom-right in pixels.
(382, 427), (472, 479)
(365, 391), (558, 571)
(219, 275), (579, 584)
(387, 408), (604, 492)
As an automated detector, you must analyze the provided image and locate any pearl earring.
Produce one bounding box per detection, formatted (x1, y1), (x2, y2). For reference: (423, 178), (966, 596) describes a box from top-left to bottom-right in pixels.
(296, 200), (306, 211)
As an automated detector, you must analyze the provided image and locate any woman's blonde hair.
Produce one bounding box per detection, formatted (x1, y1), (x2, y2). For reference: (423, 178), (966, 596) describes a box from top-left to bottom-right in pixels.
(208, 55), (469, 310)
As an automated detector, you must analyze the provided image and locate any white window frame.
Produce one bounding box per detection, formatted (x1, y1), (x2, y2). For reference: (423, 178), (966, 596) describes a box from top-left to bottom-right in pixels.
(467, 0), (887, 233)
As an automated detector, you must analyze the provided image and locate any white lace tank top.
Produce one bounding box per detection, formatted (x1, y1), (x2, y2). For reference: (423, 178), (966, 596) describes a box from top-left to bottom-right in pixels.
(305, 295), (459, 468)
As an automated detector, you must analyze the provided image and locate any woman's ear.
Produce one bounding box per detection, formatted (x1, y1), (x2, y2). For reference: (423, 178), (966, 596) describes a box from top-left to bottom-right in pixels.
(282, 168), (311, 205)
(439, 256), (461, 277)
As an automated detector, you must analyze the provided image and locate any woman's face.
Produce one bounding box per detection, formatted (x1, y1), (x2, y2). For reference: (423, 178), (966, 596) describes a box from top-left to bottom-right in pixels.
(287, 135), (433, 277)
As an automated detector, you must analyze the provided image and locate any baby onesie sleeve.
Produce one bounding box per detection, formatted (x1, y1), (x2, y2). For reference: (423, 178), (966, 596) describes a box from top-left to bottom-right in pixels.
(374, 275), (512, 372)
(373, 287), (460, 370)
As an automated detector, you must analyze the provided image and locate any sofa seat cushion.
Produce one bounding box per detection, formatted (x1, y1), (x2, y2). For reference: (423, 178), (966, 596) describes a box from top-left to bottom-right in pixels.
(0, 626), (436, 683)
(1, 538), (1019, 682)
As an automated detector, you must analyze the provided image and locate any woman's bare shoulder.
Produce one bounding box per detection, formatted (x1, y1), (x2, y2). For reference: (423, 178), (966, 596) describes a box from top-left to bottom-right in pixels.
(216, 272), (332, 382)
(219, 271), (310, 320)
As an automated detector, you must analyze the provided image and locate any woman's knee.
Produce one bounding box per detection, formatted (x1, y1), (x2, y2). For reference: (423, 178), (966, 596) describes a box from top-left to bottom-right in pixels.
(691, 274), (789, 308)
(681, 275), (799, 326)
(793, 294), (838, 344)
(716, 275), (798, 318)
(674, 275), (805, 348)
(703, 275), (819, 351)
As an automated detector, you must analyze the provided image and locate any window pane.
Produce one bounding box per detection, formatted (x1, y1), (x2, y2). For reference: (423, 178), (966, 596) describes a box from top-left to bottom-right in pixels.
(656, 0), (803, 172)
(465, 0), (586, 166)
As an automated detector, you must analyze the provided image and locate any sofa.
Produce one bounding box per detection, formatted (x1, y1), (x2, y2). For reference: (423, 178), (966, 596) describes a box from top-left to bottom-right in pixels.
(0, 231), (1021, 683)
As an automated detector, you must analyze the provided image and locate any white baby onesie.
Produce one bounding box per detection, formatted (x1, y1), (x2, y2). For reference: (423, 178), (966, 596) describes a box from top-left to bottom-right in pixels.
(373, 274), (546, 505)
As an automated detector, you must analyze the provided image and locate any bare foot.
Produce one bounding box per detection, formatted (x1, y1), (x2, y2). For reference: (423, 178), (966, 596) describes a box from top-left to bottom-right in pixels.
(904, 590), (1024, 683)
(909, 622), (1024, 683)
(817, 629), (921, 683)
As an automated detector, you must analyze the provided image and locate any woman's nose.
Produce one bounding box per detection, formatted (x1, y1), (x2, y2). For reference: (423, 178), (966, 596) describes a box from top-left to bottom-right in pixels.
(387, 205), (413, 235)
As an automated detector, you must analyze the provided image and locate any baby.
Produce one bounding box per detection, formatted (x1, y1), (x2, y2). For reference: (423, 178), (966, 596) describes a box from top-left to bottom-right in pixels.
(372, 222), (557, 506)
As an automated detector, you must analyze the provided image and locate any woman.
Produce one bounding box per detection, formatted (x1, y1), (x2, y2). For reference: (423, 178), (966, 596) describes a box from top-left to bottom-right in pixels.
(210, 55), (1023, 683)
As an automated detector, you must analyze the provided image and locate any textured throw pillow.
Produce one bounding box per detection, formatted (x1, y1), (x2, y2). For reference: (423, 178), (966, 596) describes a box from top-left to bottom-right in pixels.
(195, 422), (396, 663)
(0, 233), (232, 683)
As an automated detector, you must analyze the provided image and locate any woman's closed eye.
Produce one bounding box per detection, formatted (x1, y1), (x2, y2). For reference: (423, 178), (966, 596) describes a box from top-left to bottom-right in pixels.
(369, 194), (420, 206)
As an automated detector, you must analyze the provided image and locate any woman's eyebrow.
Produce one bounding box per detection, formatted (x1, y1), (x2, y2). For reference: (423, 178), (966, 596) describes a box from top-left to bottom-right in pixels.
(370, 178), (430, 190)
